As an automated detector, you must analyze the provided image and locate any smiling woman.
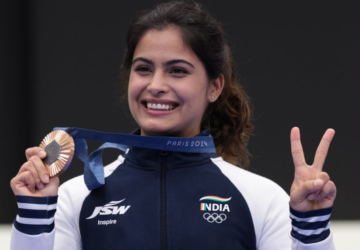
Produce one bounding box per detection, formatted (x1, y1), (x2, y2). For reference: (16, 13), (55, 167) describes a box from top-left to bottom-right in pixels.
(10, 1), (336, 250)
(129, 28), (223, 138)
(120, 3), (253, 168)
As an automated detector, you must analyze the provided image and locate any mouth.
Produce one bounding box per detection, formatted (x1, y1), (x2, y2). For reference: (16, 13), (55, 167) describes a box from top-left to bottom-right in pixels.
(141, 100), (179, 111)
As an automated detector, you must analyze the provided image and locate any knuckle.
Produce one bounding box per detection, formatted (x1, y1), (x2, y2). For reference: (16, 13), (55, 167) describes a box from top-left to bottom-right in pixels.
(10, 176), (17, 187)
(321, 181), (336, 195)
(27, 160), (35, 169)
(24, 160), (32, 167)
(21, 161), (34, 171)
(25, 147), (41, 158)
(328, 181), (336, 189)
(29, 155), (41, 164)
(321, 137), (332, 143)
(24, 171), (35, 183)
(19, 162), (28, 171)
(25, 148), (31, 158)
(315, 149), (328, 157)
(25, 147), (35, 155)
(319, 172), (330, 181)
(291, 148), (303, 155)
(22, 171), (30, 178)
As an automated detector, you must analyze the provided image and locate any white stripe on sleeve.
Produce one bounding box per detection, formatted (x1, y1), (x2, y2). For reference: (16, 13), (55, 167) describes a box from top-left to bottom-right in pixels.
(292, 222), (331, 236)
(17, 202), (57, 210)
(290, 213), (330, 223)
(16, 215), (55, 225)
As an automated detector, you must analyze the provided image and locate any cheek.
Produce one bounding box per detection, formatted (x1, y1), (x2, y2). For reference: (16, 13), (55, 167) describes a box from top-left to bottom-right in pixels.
(128, 74), (143, 104)
(180, 89), (207, 113)
(127, 83), (141, 118)
(180, 80), (209, 105)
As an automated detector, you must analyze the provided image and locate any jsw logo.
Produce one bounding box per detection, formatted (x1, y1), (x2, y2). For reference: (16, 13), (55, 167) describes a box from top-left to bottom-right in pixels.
(86, 199), (131, 219)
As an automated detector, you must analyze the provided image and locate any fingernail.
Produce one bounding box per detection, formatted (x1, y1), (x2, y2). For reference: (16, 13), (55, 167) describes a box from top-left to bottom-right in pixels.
(39, 151), (46, 158)
(39, 182), (44, 189)
(43, 175), (49, 183)
(307, 194), (315, 200)
(317, 195), (321, 200)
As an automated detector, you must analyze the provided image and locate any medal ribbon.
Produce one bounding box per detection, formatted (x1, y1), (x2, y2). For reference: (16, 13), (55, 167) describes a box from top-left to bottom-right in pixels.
(54, 127), (215, 190)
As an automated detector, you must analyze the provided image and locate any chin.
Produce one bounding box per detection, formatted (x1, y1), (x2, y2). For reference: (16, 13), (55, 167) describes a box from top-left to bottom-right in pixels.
(140, 124), (175, 137)
(142, 129), (176, 137)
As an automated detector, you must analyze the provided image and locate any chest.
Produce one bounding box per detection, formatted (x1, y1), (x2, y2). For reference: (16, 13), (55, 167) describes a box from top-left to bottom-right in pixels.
(79, 162), (257, 250)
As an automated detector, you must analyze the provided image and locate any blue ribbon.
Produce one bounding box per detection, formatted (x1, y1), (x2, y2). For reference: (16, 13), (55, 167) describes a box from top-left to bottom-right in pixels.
(54, 127), (215, 190)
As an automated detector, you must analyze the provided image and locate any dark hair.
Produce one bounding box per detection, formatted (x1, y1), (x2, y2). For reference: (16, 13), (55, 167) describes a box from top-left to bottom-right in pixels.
(120, 1), (253, 168)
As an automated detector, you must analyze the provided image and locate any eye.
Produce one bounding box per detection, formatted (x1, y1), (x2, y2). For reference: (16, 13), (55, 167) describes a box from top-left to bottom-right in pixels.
(135, 66), (152, 74)
(169, 67), (188, 75)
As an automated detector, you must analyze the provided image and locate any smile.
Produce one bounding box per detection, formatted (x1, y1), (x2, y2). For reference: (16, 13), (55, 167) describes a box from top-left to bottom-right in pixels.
(146, 102), (176, 111)
(141, 100), (179, 111)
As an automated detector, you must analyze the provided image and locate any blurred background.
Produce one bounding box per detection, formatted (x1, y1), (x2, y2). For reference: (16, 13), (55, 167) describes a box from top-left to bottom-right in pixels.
(1, 0), (359, 248)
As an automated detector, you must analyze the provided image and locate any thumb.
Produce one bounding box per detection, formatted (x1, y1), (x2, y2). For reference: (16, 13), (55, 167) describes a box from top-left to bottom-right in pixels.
(292, 179), (324, 201)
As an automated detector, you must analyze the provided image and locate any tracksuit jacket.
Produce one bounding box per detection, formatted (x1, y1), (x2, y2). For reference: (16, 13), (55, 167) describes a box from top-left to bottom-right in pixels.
(11, 130), (335, 249)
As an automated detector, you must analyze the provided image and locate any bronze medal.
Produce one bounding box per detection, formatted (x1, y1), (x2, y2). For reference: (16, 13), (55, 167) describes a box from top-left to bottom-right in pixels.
(39, 130), (75, 177)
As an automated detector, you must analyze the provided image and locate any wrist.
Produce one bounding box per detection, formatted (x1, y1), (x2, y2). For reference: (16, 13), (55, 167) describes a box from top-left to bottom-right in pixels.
(14, 195), (58, 235)
(290, 204), (332, 244)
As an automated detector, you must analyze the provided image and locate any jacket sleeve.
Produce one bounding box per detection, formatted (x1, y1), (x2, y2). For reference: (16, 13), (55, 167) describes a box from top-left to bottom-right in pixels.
(10, 160), (121, 250)
(10, 196), (57, 250)
(10, 175), (88, 250)
(289, 206), (335, 250)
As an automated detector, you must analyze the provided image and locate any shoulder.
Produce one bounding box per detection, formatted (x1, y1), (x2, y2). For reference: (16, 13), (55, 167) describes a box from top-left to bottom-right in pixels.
(211, 156), (291, 247)
(210, 157), (289, 221)
(211, 156), (288, 199)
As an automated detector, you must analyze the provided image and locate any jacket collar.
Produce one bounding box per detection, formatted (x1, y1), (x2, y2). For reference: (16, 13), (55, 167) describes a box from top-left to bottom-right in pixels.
(123, 129), (217, 170)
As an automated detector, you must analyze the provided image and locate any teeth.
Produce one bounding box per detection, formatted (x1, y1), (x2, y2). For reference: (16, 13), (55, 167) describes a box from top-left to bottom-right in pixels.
(146, 102), (175, 110)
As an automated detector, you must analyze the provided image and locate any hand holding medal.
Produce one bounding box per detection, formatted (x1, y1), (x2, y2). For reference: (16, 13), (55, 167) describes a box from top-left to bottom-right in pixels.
(10, 130), (74, 197)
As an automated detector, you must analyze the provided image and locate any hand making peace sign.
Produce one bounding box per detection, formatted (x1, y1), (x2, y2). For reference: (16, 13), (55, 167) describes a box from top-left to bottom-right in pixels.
(290, 127), (337, 211)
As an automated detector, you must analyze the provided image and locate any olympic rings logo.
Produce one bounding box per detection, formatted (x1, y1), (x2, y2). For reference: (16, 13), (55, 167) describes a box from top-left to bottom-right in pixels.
(203, 213), (227, 223)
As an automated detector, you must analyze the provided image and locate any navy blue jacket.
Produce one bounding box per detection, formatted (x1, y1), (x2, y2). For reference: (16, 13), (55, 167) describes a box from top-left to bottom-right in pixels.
(12, 132), (334, 249)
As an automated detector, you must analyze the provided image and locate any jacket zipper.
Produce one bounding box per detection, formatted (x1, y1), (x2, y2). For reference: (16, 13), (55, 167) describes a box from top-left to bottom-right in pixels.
(161, 152), (168, 250)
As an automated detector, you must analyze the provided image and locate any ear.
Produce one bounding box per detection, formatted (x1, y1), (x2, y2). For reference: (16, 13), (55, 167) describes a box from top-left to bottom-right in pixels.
(208, 74), (225, 102)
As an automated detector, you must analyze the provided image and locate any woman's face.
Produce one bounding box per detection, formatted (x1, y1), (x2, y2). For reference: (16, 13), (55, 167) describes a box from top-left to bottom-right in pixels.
(128, 28), (222, 137)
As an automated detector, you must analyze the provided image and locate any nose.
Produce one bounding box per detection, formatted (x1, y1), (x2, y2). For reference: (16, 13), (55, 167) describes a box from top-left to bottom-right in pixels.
(147, 72), (169, 96)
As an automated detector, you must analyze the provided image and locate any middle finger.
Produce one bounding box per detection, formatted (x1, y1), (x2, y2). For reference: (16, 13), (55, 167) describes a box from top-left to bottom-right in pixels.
(313, 129), (335, 170)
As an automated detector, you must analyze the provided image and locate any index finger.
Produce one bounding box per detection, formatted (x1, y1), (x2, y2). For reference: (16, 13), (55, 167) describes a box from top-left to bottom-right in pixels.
(25, 147), (47, 160)
(290, 127), (306, 167)
(313, 129), (335, 170)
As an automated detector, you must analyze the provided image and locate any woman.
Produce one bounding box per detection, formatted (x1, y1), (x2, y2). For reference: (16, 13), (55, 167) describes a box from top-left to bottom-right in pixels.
(10, 1), (336, 249)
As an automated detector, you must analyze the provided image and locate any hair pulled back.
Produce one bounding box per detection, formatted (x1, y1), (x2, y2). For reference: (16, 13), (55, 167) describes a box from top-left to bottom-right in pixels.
(120, 1), (253, 168)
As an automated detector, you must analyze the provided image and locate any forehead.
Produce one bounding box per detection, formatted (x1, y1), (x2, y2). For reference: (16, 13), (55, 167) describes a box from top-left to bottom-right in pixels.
(133, 28), (198, 62)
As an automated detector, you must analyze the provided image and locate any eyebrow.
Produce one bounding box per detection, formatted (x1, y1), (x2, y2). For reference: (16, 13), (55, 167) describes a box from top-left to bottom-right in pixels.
(132, 57), (195, 68)
(132, 57), (153, 65)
